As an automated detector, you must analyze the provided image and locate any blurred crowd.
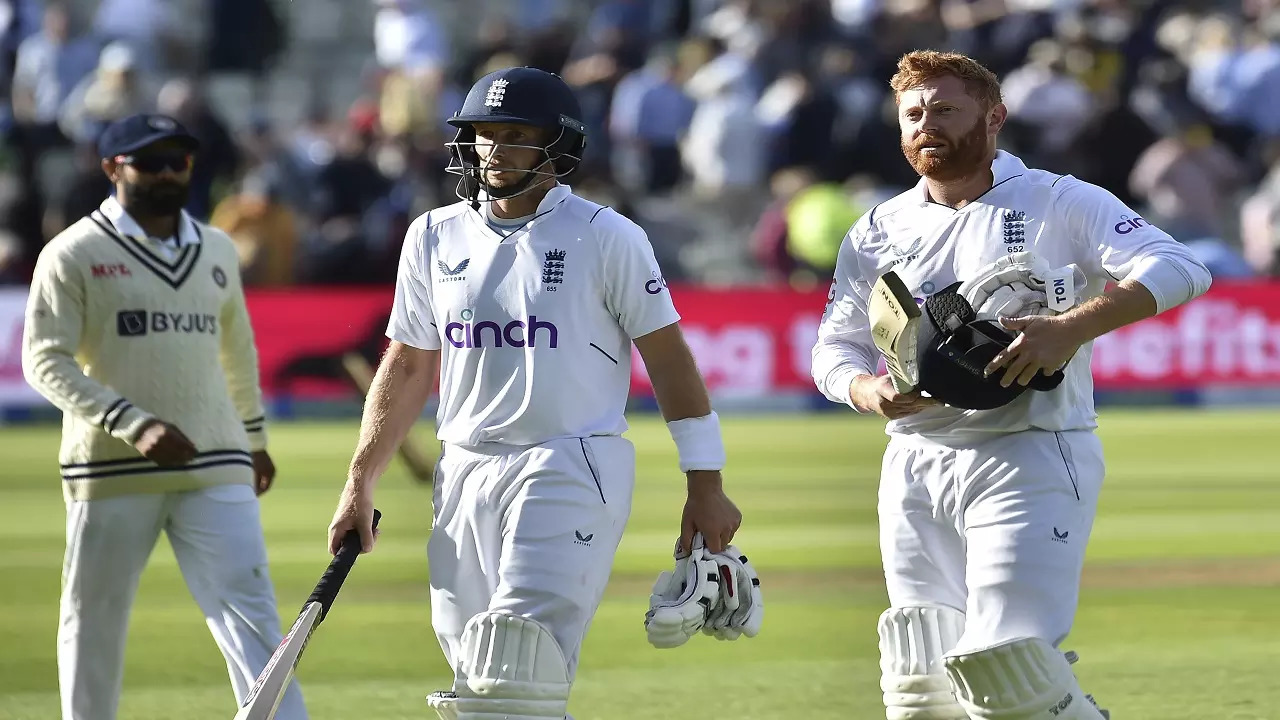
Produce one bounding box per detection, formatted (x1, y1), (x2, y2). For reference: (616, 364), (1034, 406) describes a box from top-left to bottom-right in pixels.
(0, 0), (1278, 289)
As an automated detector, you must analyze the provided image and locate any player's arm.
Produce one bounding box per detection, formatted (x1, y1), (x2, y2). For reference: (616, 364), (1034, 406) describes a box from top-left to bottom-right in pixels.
(986, 179), (1213, 385)
(603, 217), (740, 553)
(330, 217), (440, 554)
(812, 219), (936, 417)
(217, 253), (274, 490)
(346, 341), (438, 496)
(22, 244), (158, 445)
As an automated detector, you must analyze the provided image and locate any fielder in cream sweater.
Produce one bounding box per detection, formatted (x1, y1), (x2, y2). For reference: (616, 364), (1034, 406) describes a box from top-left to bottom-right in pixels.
(21, 113), (308, 720)
(25, 189), (268, 500)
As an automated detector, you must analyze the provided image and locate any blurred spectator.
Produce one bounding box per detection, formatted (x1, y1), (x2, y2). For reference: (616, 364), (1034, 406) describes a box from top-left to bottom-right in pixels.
(681, 42), (766, 197)
(1240, 157), (1280, 276)
(58, 42), (155, 145)
(90, 0), (181, 73)
(0, 0), (1277, 288)
(44, 141), (111, 239)
(11, 2), (98, 142)
(206, 0), (285, 79)
(156, 78), (240, 220)
(295, 104), (393, 285)
(784, 176), (865, 284)
(1129, 118), (1245, 241)
(1001, 38), (1094, 165)
(210, 169), (299, 287)
(608, 48), (695, 193)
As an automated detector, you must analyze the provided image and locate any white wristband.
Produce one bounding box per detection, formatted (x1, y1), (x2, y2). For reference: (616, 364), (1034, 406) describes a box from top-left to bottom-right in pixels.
(667, 412), (727, 472)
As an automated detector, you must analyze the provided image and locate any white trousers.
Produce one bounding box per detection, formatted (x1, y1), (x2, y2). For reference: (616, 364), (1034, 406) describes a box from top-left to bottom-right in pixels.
(59, 484), (306, 720)
(428, 436), (635, 682)
(878, 429), (1105, 654)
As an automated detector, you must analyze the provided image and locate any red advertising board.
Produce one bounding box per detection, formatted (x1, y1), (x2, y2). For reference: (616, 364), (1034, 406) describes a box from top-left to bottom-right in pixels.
(3, 281), (1278, 407)
(235, 282), (1280, 399)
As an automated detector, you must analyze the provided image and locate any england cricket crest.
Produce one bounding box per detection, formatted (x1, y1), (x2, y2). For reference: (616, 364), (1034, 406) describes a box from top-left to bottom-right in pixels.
(542, 249), (566, 290)
(484, 79), (509, 108)
(1002, 210), (1026, 251)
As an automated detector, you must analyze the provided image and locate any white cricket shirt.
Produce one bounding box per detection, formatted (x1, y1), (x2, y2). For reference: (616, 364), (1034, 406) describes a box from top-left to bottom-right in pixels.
(387, 184), (681, 446)
(813, 150), (1212, 440)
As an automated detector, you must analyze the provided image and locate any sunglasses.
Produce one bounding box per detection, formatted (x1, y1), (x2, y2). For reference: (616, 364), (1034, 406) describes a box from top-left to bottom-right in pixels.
(115, 153), (193, 173)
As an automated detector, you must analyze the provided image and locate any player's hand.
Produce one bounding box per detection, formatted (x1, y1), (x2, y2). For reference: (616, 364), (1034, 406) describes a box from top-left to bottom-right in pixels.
(851, 374), (940, 419)
(328, 481), (378, 555)
(985, 315), (1082, 387)
(251, 450), (276, 496)
(681, 471), (741, 554)
(133, 419), (198, 467)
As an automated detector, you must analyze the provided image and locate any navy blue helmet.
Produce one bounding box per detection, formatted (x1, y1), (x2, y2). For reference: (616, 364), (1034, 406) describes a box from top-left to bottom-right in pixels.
(445, 66), (588, 207)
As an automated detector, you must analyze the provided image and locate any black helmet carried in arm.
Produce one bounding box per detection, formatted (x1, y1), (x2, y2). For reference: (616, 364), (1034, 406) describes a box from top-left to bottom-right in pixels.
(445, 66), (588, 207)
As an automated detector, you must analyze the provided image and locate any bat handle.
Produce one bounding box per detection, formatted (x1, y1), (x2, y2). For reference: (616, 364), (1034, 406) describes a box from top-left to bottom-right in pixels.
(306, 509), (381, 622)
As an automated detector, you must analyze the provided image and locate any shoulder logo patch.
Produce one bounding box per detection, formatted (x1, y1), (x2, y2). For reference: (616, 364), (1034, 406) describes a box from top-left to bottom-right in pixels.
(212, 265), (226, 288)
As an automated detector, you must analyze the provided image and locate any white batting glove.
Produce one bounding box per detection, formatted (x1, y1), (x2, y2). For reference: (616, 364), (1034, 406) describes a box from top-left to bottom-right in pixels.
(959, 252), (1087, 320)
(702, 546), (764, 641)
(644, 534), (721, 649)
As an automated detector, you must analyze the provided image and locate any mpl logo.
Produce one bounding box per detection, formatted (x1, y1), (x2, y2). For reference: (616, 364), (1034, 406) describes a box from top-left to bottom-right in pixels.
(91, 263), (131, 278)
(444, 308), (559, 348)
(1113, 215), (1148, 234)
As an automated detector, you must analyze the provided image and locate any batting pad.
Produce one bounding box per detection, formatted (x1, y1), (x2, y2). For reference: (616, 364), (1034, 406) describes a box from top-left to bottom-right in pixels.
(453, 611), (570, 719)
(878, 606), (969, 719)
(944, 637), (1108, 719)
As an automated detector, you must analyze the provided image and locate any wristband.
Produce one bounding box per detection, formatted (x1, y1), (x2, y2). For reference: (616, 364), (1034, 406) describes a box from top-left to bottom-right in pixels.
(667, 412), (727, 472)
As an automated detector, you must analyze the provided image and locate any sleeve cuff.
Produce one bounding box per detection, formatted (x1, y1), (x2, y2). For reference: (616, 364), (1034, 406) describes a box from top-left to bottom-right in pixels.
(243, 415), (268, 452)
(106, 403), (156, 444)
(826, 366), (874, 413)
(1128, 254), (1199, 315)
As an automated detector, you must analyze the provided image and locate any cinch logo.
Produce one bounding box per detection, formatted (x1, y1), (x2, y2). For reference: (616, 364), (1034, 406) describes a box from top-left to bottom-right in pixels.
(645, 274), (668, 294)
(117, 310), (218, 336)
(1114, 215), (1147, 234)
(444, 308), (558, 348)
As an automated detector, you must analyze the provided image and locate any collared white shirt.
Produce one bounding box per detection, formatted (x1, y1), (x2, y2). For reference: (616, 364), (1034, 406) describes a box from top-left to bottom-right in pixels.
(98, 195), (199, 263)
(387, 184), (681, 447)
(812, 150), (1212, 440)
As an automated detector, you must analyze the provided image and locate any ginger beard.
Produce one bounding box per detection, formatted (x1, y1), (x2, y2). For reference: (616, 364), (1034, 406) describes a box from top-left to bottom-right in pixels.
(901, 115), (990, 182)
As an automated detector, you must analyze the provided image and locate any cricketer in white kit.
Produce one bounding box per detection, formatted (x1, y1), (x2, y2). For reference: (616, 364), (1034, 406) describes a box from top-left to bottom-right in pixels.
(326, 67), (742, 720)
(812, 52), (1213, 719)
(21, 114), (306, 720)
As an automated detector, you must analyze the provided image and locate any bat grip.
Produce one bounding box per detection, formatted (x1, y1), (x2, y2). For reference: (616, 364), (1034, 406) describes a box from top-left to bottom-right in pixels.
(305, 509), (381, 623)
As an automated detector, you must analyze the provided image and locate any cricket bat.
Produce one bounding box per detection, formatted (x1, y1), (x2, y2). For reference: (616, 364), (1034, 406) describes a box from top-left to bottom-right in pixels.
(868, 270), (922, 394)
(233, 509), (382, 720)
(341, 352), (436, 483)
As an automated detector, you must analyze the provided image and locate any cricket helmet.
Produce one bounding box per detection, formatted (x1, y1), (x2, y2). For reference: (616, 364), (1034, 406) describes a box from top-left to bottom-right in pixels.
(445, 66), (588, 207)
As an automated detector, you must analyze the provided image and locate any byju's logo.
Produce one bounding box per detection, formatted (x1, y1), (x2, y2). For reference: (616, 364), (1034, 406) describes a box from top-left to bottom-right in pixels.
(117, 310), (218, 336)
(117, 310), (147, 336)
(445, 308), (559, 348)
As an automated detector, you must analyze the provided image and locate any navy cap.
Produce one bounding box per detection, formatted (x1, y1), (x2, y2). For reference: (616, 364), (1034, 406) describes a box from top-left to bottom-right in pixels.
(97, 113), (200, 158)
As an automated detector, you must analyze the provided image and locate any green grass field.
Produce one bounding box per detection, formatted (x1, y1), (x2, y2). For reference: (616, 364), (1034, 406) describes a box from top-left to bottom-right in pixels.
(2, 409), (1279, 720)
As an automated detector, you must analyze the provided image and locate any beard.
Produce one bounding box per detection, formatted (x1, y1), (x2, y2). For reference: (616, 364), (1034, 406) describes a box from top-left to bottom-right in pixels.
(902, 118), (990, 182)
(125, 180), (190, 217)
